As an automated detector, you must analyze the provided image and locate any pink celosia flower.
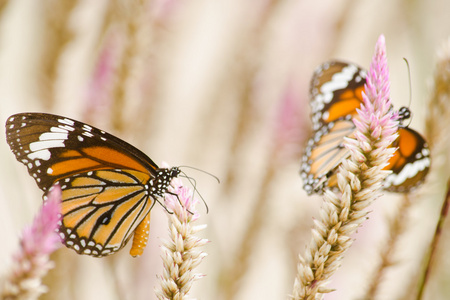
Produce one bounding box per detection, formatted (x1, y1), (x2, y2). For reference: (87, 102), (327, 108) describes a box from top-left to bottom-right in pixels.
(164, 177), (201, 223)
(1, 185), (62, 300)
(352, 34), (399, 149)
(292, 35), (399, 299)
(155, 167), (208, 300)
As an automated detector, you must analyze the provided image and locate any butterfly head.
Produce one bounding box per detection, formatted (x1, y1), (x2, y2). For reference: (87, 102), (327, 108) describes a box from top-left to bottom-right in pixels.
(169, 167), (181, 178)
(398, 106), (411, 123)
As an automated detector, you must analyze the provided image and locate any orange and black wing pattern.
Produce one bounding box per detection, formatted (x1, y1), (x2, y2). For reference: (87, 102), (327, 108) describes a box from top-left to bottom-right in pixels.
(301, 61), (430, 195)
(6, 113), (180, 257)
(309, 61), (366, 130)
(383, 127), (430, 192)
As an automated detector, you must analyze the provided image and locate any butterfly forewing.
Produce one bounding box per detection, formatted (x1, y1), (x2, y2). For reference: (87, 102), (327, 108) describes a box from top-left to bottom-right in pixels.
(309, 61), (366, 130)
(6, 112), (180, 257)
(6, 113), (159, 191)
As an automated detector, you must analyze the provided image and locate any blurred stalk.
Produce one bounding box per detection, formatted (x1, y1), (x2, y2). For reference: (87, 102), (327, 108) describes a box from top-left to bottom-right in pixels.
(415, 180), (450, 300)
(219, 150), (277, 300)
(363, 194), (412, 299)
(40, 0), (78, 109)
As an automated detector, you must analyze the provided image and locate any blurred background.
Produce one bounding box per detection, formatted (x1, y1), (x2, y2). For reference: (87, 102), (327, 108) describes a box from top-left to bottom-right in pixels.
(0, 0), (449, 299)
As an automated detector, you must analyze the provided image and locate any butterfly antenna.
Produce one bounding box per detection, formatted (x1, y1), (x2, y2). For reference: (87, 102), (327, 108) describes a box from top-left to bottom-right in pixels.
(154, 196), (174, 214)
(165, 190), (196, 214)
(403, 57), (413, 126)
(178, 165), (220, 184)
(403, 58), (413, 109)
(179, 171), (210, 214)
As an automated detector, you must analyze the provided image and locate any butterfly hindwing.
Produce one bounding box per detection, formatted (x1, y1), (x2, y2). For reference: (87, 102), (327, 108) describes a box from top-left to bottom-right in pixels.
(384, 127), (430, 192)
(301, 118), (355, 194)
(56, 169), (154, 256)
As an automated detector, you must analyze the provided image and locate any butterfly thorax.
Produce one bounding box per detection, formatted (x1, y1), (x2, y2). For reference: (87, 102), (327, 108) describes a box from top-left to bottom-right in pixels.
(149, 167), (180, 197)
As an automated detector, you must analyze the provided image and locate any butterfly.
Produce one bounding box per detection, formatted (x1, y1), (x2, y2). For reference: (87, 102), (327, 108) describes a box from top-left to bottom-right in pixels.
(301, 61), (430, 195)
(5, 112), (181, 257)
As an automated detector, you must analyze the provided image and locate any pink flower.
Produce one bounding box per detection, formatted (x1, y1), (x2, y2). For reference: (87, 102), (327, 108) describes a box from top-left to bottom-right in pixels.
(355, 35), (399, 148)
(156, 167), (208, 299)
(164, 177), (200, 222)
(273, 79), (309, 162)
(293, 35), (400, 299)
(345, 35), (399, 165)
(1, 185), (62, 300)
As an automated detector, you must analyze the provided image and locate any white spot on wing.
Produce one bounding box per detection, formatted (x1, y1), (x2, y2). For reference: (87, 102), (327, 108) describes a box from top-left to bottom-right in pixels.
(58, 124), (75, 131)
(39, 132), (68, 141)
(82, 131), (94, 138)
(29, 140), (64, 152)
(82, 124), (92, 132)
(59, 118), (75, 126)
(28, 149), (51, 161)
(50, 126), (69, 133)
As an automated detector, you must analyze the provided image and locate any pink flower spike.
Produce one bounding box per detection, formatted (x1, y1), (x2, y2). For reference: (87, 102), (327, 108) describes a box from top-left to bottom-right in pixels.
(293, 35), (401, 300)
(352, 34), (398, 153)
(164, 177), (200, 222)
(366, 35), (391, 110)
(2, 185), (62, 300)
(156, 163), (208, 299)
(22, 186), (62, 255)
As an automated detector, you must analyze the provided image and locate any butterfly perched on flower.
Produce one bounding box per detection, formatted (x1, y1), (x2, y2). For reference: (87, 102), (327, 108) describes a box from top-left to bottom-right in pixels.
(6, 112), (181, 257)
(301, 61), (430, 195)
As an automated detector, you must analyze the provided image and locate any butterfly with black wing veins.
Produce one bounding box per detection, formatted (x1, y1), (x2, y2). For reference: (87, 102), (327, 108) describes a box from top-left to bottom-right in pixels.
(6, 112), (182, 257)
(301, 61), (430, 195)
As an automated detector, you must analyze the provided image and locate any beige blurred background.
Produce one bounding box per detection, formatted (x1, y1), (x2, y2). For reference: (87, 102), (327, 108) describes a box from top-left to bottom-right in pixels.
(0, 0), (449, 299)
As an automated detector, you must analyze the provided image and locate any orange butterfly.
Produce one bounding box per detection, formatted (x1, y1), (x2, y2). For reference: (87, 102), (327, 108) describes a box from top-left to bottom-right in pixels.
(6, 113), (180, 257)
(301, 61), (430, 194)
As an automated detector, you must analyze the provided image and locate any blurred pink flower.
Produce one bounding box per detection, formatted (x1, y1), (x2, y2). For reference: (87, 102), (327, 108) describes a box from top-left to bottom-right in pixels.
(274, 78), (309, 162)
(1, 185), (62, 300)
(83, 35), (119, 124)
